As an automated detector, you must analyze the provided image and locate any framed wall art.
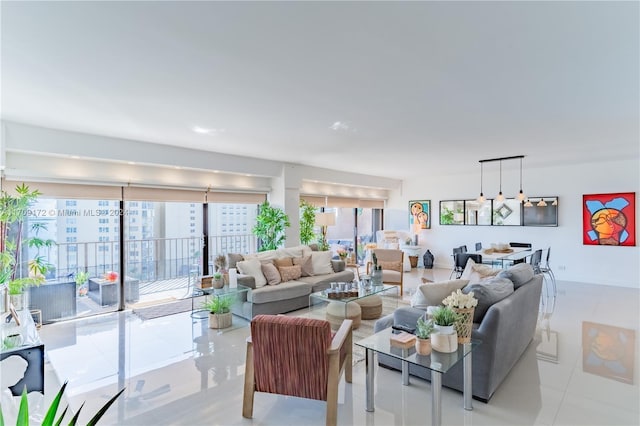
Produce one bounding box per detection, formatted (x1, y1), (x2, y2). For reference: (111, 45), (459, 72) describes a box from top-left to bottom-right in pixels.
(409, 200), (431, 231)
(583, 192), (636, 246)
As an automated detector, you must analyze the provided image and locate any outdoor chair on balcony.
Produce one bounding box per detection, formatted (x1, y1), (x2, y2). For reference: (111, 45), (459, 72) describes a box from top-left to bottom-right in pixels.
(243, 315), (353, 426)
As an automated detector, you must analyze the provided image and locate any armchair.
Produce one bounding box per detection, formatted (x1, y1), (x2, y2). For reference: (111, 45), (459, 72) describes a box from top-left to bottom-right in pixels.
(243, 315), (353, 426)
(366, 248), (404, 297)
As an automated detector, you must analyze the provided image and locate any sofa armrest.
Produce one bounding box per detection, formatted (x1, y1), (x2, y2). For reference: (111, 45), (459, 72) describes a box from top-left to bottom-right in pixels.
(331, 259), (345, 273)
(237, 274), (256, 289)
(392, 306), (427, 330)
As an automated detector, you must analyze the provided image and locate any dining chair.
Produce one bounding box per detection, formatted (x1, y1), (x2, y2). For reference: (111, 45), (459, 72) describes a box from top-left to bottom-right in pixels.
(243, 315), (353, 426)
(475, 242), (482, 251)
(538, 247), (557, 297)
(450, 253), (482, 279)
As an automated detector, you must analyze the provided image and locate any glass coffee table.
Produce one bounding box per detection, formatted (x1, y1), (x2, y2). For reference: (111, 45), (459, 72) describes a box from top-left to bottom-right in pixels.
(356, 328), (480, 426)
(308, 283), (398, 322)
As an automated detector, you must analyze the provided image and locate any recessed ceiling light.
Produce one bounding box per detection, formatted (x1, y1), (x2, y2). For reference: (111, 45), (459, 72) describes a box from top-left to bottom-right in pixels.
(192, 126), (225, 135)
(70, 155), (80, 159)
(128, 161), (136, 165)
(174, 166), (181, 170)
(330, 121), (349, 131)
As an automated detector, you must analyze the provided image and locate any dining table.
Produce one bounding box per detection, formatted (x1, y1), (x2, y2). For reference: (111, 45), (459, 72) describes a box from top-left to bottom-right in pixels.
(471, 246), (535, 269)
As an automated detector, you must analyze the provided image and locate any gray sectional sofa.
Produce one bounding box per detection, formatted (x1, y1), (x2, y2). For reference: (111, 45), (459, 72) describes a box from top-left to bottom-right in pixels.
(374, 263), (543, 402)
(229, 245), (354, 319)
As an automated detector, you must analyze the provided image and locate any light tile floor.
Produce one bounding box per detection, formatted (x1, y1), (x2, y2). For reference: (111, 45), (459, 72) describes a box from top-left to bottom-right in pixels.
(6, 268), (640, 425)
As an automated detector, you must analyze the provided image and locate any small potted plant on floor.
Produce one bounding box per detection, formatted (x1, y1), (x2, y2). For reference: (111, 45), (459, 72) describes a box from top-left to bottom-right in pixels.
(75, 270), (89, 296)
(415, 315), (434, 355)
(203, 295), (234, 329)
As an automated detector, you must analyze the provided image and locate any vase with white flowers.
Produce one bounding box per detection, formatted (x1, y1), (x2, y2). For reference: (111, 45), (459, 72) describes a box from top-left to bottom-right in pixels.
(442, 289), (478, 344)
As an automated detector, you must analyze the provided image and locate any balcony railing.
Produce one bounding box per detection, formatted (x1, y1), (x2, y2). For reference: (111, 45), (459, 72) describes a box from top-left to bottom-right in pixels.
(38, 234), (257, 284)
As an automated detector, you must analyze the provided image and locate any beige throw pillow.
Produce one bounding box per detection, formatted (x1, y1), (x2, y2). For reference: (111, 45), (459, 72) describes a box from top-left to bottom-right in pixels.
(410, 279), (470, 309)
(279, 265), (302, 282)
(460, 258), (499, 283)
(274, 257), (293, 268)
(261, 262), (282, 286)
(293, 255), (314, 277)
(310, 251), (333, 275)
(236, 258), (267, 288)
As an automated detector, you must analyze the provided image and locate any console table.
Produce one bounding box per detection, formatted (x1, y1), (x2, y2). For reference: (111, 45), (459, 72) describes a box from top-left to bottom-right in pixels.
(1, 309), (45, 396)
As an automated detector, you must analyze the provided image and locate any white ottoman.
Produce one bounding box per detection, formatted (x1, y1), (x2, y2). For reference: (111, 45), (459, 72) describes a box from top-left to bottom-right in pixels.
(326, 301), (361, 330)
(355, 295), (383, 320)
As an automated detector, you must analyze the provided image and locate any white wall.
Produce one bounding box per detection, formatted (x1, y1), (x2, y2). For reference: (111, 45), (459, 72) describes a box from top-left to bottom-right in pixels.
(387, 158), (639, 289)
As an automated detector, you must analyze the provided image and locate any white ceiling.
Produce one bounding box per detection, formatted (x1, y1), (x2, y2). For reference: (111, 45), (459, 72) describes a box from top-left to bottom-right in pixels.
(1, 1), (638, 180)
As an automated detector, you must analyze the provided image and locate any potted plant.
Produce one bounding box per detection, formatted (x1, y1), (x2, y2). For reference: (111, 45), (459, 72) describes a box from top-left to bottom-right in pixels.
(252, 201), (291, 252)
(431, 306), (460, 353)
(212, 272), (224, 289)
(202, 295), (234, 329)
(415, 315), (435, 355)
(299, 199), (316, 246)
(0, 183), (54, 311)
(431, 306), (459, 335)
(75, 270), (90, 297)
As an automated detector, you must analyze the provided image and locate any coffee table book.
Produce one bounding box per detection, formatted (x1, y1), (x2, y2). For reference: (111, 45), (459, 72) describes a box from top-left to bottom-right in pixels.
(390, 331), (416, 349)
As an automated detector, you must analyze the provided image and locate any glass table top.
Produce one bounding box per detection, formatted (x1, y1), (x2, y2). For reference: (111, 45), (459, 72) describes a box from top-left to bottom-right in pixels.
(355, 327), (480, 374)
(310, 283), (397, 303)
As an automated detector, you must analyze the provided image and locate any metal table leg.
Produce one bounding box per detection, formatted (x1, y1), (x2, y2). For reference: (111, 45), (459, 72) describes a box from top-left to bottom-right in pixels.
(464, 343), (473, 411)
(431, 370), (442, 426)
(365, 348), (375, 412)
(402, 348), (410, 386)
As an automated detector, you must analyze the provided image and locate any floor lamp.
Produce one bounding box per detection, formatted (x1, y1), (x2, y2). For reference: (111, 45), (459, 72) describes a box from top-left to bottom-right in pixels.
(315, 212), (335, 250)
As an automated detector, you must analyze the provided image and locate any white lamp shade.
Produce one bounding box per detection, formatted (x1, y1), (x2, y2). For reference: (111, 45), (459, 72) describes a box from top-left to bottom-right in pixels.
(315, 212), (335, 227)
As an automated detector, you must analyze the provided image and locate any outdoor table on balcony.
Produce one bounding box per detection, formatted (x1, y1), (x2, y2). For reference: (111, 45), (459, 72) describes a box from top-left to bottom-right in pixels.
(88, 277), (140, 306)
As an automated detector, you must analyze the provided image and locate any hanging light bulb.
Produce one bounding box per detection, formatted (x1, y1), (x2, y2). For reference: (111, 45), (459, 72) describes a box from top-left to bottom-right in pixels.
(524, 199), (533, 207)
(517, 157), (526, 201)
(477, 162), (485, 203)
(496, 160), (505, 202)
(537, 199), (548, 207)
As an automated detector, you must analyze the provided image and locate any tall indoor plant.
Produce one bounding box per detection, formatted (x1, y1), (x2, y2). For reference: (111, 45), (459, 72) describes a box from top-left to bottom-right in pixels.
(0, 183), (53, 310)
(299, 199), (316, 246)
(252, 201), (290, 252)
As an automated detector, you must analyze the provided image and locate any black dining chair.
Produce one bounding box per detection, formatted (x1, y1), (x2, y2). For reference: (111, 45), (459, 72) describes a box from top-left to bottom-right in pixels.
(510, 242), (533, 264)
(475, 242), (482, 251)
(450, 253), (482, 279)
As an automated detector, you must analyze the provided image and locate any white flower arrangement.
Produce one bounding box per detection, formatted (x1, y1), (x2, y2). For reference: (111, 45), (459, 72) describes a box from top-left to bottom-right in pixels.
(442, 289), (478, 309)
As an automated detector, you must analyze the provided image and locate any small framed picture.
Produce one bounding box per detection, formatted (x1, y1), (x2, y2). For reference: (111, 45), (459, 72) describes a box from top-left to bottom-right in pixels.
(9, 303), (21, 326)
(409, 200), (431, 231)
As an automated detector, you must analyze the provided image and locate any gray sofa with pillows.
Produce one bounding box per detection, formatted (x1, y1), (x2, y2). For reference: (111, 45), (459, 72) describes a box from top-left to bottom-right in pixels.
(374, 261), (543, 402)
(227, 245), (354, 319)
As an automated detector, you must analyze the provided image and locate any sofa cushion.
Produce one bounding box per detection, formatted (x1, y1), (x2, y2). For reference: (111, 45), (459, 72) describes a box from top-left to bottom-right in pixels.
(293, 255), (314, 277)
(276, 245), (311, 258)
(279, 265), (302, 282)
(411, 279), (470, 309)
(227, 253), (244, 269)
(261, 262), (282, 286)
(378, 260), (402, 272)
(299, 270), (355, 292)
(236, 258), (267, 288)
(274, 257), (293, 268)
(248, 280), (312, 304)
(461, 258), (500, 283)
(497, 263), (535, 289)
(462, 277), (514, 322)
(244, 250), (280, 262)
(311, 251), (333, 275)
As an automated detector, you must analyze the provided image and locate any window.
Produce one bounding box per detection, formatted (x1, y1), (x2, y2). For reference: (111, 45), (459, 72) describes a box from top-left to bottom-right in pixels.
(66, 227), (77, 233)
(66, 200), (77, 206)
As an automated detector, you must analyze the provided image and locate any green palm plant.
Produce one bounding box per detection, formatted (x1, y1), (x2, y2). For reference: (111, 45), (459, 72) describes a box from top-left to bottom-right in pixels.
(0, 183), (54, 295)
(0, 382), (125, 426)
(252, 201), (290, 252)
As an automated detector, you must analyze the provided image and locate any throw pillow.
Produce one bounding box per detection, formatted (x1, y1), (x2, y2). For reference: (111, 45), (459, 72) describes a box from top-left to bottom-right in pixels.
(293, 255), (314, 277)
(378, 260), (402, 272)
(279, 265), (302, 282)
(236, 258), (267, 288)
(410, 279), (470, 309)
(261, 262), (282, 286)
(274, 257), (293, 268)
(461, 258), (500, 283)
(462, 277), (515, 323)
(310, 251), (333, 275)
(227, 253), (244, 269)
(497, 263), (535, 289)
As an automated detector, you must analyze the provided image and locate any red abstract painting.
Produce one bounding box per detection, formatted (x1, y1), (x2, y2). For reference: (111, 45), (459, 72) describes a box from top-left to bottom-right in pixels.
(583, 192), (635, 246)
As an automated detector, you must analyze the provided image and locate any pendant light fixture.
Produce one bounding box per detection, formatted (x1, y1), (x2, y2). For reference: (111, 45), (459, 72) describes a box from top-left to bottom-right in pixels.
(517, 157), (526, 201)
(477, 162), (486, 204)
(496, 160), (505, 202)
(537, 199), (548, 207)
(524, 199), (533, 207)
(552, 198), (558, 206)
